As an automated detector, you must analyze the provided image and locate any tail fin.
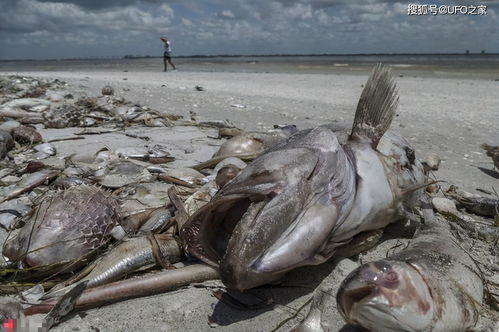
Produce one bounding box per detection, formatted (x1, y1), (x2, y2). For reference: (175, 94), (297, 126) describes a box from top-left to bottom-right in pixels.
(350, 63), (399, 148)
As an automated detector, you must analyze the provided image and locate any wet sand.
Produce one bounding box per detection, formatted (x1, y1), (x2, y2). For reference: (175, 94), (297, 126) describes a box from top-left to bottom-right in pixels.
(1, 67), (498, 331)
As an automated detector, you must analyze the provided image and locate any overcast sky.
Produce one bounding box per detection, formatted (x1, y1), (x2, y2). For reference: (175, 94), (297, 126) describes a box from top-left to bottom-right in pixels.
(0, 0), (497, 60)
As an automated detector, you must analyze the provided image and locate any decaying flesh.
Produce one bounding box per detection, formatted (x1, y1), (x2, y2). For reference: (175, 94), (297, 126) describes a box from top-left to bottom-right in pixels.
(181, 64), (427, 290)
(336, 216), (483, 332)
(3, 185), (120, 268)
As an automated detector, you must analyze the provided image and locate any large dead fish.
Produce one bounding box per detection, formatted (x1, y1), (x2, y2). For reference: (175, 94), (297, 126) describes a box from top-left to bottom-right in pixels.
(3, 185), (120, 268)
(336, 215), (483, 332)
(181, 64), (426, 290)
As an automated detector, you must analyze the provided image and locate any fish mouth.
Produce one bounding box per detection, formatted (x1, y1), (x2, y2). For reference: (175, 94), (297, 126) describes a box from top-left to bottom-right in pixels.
(338, 283), (378, 319)
(181, 192), (285, 290)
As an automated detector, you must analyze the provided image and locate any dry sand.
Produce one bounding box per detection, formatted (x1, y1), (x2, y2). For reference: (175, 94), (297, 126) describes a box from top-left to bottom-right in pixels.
(1, 68), (498, 331)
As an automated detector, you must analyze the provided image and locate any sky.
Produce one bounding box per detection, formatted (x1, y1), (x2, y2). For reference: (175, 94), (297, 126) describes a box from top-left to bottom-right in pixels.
(0, 0), (498, 60)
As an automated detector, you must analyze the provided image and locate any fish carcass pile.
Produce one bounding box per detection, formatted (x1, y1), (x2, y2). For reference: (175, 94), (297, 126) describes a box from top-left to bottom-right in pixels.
(0, 67), (498, 331)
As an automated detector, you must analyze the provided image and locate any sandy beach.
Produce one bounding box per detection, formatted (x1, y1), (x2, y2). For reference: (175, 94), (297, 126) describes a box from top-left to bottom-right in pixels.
(0, 65), (498, 331)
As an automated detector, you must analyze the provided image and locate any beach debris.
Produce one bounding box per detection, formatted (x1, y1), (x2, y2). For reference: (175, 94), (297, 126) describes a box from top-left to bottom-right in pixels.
(181, 64), (428, 290)
(43, 104), (86, 128)
(215, 164), (241, 188)
(432, 197), (458, 215)
(25, 264), (220, 315)
(481, 143), (499, 169)
(43, 280), (88, 330)
(336, 215), (483, 332)
(94, 161), (154, 188)
(446, 186), (499, 218)
(195, 85), (204, 91)
(11, 125), (43, 145)
(218, 127), (242, 138)
(0, 296), (25, 321)
(0, 120), (21, 132)
(293, 259), (359, 331)
(3, 185), (120, 268)
(0, 198), (31, 230)
(421, 152), (441, 172)
(0, 129), (14, 158)
(0, 169), (59, 203)
(101, 86), (114, 96)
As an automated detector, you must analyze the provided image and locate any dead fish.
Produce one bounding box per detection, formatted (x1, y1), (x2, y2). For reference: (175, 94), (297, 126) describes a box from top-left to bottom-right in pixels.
(213, 125), (298, 158)
(215, 165), (241, 188)
(45, 234), (182, 299)
(3, 185), (120, 267)
(449, 193), (498, 218)
(0, 129), (14, 159)
(0, 296), (25, 321)
(94, 161), (153, 188)
(11, 125), (43, 145)
(181, 64), (426, 290)
(481, 143), (499, 169)
(336, 216), (483, 332)
(0, 169), (59, 203)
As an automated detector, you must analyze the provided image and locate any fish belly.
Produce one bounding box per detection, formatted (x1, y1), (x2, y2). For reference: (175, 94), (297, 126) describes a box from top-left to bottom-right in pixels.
(332, 143), (396, 244)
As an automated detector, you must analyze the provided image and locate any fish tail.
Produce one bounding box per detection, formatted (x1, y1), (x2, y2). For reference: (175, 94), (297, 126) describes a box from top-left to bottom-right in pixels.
(350, 63), (399, 148)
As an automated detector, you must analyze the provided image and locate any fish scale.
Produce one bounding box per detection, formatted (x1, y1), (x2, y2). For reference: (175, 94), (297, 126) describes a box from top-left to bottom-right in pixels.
(3, 185), (120, 268)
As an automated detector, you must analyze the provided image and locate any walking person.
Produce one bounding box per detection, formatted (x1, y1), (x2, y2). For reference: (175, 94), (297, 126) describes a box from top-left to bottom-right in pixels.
(160, 36), (176, 72)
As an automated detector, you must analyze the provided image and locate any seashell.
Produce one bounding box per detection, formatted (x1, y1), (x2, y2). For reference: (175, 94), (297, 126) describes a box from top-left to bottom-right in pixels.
(11, 125), (43, 145)
(34, 143), (56, 156)
(101, 85), (114, 96)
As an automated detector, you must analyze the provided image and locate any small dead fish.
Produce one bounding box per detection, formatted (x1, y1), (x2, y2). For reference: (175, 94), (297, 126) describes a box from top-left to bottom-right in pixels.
(11, 125), (43, 145)
(213, 126), (297, 159)
(336, 216), (483, 332)
(0, 169), (59, 203)
(45, 234), (182, 299)
(182, 64), (427, 290)
(0, 129), (14, 159)
(3, 185), (120, 268)
(0, 296), (25, 321)
(446, 186), (499, 218)
(481, 143), (499, 169)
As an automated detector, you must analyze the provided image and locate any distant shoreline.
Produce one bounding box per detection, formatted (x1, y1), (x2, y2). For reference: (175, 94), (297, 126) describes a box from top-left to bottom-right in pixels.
(1, 52), (498, 62)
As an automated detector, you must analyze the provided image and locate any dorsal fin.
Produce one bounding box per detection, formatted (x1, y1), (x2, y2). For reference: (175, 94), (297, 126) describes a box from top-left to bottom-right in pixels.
(350, 63), (399, 148)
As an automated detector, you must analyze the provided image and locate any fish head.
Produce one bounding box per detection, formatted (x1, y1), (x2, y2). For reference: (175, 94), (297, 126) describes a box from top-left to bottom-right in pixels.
(337, 260), (434, 332)
(182, 127), (356, 290)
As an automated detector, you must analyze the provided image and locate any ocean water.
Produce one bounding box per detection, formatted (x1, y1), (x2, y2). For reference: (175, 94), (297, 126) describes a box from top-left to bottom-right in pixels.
(1, 54), (499, 77)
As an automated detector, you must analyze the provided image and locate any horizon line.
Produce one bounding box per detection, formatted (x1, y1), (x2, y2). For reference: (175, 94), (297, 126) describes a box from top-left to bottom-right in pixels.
(0, 52), (498, 62)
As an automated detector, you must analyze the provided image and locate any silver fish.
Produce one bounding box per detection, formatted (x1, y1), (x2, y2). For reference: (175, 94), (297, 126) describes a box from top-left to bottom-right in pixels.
(181, 64), (426, 290)
(336, 215), (483, 332)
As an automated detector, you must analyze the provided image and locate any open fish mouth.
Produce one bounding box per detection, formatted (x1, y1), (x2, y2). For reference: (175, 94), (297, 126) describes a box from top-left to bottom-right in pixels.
(181, 134), (356, 290)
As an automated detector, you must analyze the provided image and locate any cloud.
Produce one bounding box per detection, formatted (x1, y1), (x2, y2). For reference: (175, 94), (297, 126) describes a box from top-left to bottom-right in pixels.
(0, 0), (498, 59)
